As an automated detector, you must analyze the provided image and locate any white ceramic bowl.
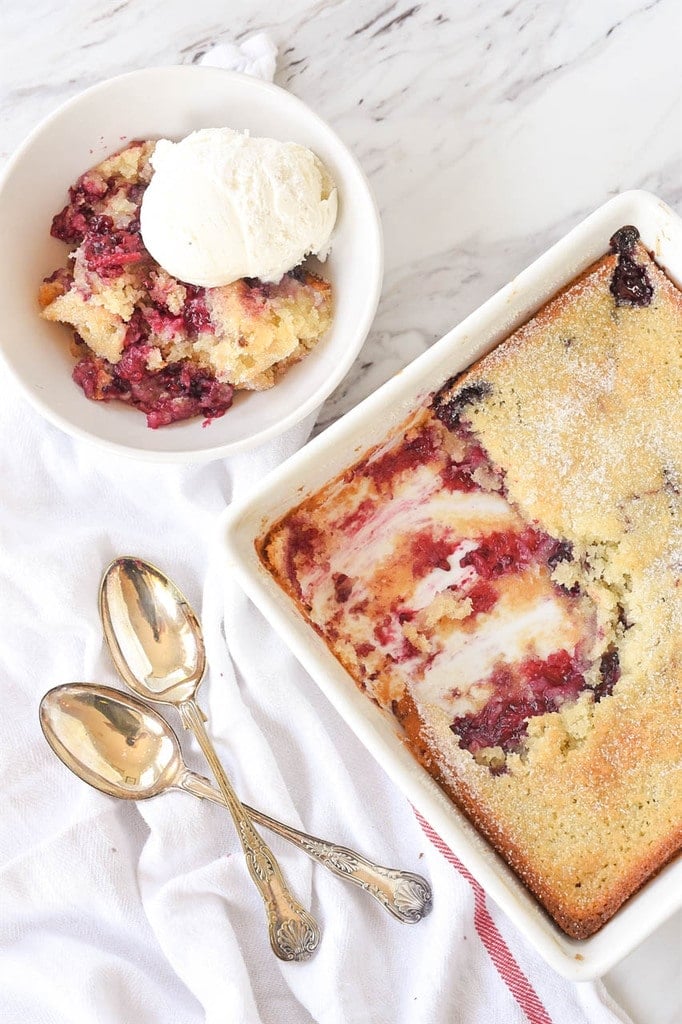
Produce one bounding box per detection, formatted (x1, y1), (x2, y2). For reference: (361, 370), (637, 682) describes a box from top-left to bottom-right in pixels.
(0, 67), (382, 462)
(220, 190), (682, 980)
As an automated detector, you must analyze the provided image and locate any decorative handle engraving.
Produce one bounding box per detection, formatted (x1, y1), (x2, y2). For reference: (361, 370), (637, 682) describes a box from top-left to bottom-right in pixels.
(294, 836), (433, 923)
(179, 700), (320, 961)
(181, 769), (433, 923)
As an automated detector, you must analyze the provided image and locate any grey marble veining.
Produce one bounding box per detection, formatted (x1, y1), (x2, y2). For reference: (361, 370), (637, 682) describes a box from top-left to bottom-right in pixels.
(1, 2), (681, 1020)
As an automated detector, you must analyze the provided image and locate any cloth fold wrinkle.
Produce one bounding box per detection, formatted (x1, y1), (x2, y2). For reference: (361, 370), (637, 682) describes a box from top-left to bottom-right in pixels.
(197, 34), (277, 82)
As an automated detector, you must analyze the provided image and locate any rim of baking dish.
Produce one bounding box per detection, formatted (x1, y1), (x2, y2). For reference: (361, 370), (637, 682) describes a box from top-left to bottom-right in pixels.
(217, 189), (682, 980)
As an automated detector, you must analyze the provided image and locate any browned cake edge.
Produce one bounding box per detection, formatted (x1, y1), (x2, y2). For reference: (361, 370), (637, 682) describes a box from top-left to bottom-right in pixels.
(258, 537), (682, 937)
(391, 690), (682, 939)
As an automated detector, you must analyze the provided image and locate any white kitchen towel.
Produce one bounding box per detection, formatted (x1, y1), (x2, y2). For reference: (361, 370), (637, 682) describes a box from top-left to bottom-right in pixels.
(198, 34), (277, 81)
(0, 38), (632, 1024)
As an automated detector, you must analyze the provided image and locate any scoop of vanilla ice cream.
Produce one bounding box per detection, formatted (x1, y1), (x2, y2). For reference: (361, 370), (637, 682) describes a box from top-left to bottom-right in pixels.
(139, 128), (338, 287)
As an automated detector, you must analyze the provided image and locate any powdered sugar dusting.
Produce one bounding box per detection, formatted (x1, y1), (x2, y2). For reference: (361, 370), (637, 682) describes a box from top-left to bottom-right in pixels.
(262, 236), (682, 939)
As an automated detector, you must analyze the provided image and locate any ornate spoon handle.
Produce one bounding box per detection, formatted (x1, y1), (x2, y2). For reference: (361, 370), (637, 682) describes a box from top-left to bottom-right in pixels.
(180, 769), (433, 923)
(179, 700), (320, 961)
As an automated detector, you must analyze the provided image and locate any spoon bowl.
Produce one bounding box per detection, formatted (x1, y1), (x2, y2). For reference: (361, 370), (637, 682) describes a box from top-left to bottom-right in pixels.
(40, 683), (183, 799)
(99, 556), (204, 705)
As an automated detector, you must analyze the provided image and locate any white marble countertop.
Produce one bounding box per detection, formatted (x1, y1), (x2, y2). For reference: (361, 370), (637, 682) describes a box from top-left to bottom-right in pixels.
(1, 1), (681, 1021)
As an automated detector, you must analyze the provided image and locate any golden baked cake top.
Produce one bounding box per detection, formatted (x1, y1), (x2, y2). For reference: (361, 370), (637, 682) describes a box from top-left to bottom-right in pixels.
(260, 227), (682, 938)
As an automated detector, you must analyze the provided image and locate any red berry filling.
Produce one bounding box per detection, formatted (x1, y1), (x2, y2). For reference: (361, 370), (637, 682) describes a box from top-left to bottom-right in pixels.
(72, 352), (233, 428)
(609, 226), (654, 307)
(142, 305), (187, 339)
(335, 498), (376, 535)
(81, 215), (144, 278)
(364, 429), (439, 489)
(123, 310), (147, 349)
(283, 517), (322, 597)
(433, 380), (492, 431)
(444, 524), (599, 762)
(440, 442), (489, 492)
(593, 647), (620, 701)
(373, 615), (395, 646)
(50, 164), (146, 247)
(459, 526), (556, 580)
(43, 267), (74, 291)
(51, 207), (92, 246)
(355, 642), (375, 659)
(116, 343), (153, 382)
(51, 176), (109, 245)
(332, 572), (353, 603)
(410, 530), (456, 578)
(373, 615), (419, 662)
(451, 649), (586, 755)
(466, 580), (498, 615)
(183, 285), (213, 334)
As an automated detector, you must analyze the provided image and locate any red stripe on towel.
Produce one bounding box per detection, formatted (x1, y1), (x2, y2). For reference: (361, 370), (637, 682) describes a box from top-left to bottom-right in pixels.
(415, 811), (554, 1024)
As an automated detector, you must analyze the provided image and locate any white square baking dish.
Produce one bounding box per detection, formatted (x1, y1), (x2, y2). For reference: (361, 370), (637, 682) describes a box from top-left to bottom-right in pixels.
(219, 190), (682, 980)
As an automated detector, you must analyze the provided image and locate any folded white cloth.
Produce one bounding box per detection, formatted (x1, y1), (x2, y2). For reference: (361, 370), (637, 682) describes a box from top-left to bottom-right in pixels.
(198, 34), (277, 81)
(0, 37), (632, 1024)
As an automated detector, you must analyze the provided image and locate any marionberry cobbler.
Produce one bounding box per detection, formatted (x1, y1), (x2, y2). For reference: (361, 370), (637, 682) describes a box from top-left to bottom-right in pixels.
(261, 227), (682, 938)
(38, 142), (333, 427)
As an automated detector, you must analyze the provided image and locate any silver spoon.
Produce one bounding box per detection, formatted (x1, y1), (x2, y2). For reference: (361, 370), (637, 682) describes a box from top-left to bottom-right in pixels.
(39, 683), (432, 924)
(99, 556), (319, 962)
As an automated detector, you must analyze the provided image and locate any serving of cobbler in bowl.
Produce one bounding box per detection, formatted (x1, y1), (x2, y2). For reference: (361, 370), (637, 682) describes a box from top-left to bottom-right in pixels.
(0, 66), (382, 459)
(39, 139), (333, 429)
